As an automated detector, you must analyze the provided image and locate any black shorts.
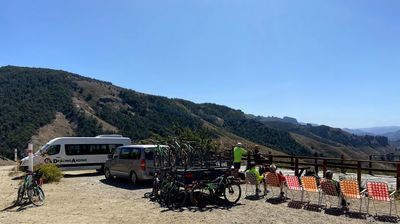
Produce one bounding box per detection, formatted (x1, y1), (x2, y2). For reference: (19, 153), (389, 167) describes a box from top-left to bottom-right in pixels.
(234, 162), (241, 170)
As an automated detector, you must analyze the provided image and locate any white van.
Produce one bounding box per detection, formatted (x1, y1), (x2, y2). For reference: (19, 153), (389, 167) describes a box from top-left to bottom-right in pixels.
(20, 135), (132, 171)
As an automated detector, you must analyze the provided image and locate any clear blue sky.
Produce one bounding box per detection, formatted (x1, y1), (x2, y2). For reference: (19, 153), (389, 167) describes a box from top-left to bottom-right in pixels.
(1, 1), (399, 129)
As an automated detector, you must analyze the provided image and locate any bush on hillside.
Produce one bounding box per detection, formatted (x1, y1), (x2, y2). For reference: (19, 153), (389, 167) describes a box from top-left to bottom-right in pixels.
(34, 163), (63, 183)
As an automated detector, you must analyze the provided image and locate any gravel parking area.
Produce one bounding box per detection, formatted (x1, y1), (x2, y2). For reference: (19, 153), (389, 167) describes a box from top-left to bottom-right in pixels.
(0, 166), (398, 224)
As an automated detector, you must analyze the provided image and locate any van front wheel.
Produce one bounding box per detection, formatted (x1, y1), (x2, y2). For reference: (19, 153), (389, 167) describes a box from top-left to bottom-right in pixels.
(104, 168), (113, 180)
(130, 171), (137, 184)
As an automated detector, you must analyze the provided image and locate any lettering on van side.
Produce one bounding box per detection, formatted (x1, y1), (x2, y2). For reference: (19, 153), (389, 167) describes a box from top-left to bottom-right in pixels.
(52, 158), (88, 163)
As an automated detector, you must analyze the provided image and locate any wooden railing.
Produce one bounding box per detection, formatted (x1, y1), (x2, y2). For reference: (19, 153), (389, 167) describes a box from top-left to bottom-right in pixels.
(243, 152), (400, 191)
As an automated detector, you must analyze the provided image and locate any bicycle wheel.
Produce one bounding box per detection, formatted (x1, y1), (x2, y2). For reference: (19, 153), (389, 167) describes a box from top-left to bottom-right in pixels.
(170, 183), (187, 208)
(151, 177), (161, 200)
(159, 180), (171, 205)
(223, 183), (241, 204)
(190, 183), (211, 208)
(28, 185), (45, 206)
(16, 185), (24, 205)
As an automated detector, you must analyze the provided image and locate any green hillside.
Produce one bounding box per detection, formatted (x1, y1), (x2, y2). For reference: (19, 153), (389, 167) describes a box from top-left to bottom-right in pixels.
(0, 66), (394, 160)
(257, 120), (393, 157)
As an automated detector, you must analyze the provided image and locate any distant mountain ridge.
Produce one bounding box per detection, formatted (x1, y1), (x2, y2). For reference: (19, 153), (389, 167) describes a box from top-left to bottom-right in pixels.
(255, 119), (392, 158)
(343, 128), (374, 136)
(345, 126), (400, 135)
(0, 65), (395, 160)
(247, 115), (299, 125)
(383, 130), (400, 142)
(343, 126), (400, 142)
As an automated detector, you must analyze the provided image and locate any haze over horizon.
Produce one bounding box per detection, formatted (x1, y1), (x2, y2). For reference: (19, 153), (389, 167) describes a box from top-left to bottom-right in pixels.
(1, 1), (399, 129)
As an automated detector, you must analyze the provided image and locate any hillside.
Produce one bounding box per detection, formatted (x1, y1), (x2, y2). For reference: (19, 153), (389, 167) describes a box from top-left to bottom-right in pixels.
(0, 66), (394, 160)
(254, 119), (394, 158)
(391, 140), (400, 148)
(0, 155), (14, 166)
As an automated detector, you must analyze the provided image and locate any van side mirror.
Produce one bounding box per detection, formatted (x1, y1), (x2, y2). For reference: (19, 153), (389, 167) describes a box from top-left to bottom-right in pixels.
(107, 154), (112, 159)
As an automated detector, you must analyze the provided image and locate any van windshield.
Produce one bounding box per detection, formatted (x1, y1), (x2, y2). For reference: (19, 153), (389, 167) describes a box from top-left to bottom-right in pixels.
(35, 144), (49, 156)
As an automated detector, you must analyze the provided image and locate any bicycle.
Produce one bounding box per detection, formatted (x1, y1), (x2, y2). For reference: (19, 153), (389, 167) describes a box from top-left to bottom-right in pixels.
(190, 171), (241, 208)
(158, 169), (188, 208)
(16, 172), (45, 206)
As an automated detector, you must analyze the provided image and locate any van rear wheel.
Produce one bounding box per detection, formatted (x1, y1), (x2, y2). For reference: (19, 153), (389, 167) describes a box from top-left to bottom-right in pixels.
(130, 171), (137, 184)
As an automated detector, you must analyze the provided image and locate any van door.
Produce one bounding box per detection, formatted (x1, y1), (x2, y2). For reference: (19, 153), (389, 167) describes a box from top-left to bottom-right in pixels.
(130, 148), (141, 178)
(108, 148), (120, 176)
(117, 147), (133, 178)
(144, 148), (155, 176)
(119, 148), (141, 178)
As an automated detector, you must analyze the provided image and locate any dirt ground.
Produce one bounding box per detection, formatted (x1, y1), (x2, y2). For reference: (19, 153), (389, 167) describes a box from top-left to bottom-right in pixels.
(0, 158), (14, 166)
(0, 165), (399, 224)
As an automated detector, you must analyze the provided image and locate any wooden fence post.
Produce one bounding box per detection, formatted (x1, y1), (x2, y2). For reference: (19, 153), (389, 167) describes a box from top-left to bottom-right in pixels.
(397, 162), (400, 191)
(340, 154), (345, 173)
(247, 153), (251, 170)
(357, 161), (362, 189)
(231, 146), (234, 166)
(314, 152), (319, 175)
(28, 143), (33, 173)
(369, 155), (373, 175)
(14, 148), (18, 174)
(290, 153), (294, 166)
(323, 159), (327, 178)
(219, 153), (222, 168)
(295, 158), (299, 177)
(268, 152), (273, 165)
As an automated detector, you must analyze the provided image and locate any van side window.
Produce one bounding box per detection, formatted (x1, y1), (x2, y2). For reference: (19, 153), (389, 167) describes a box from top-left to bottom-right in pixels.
(65, 144), (124, 155)
(120, 148), (131, 159)
(145, 149), (154, 160)
(130, 148), (141, 160)
(47, 145), (60, 155)
(109, 144), (122, 154)
(113, 149), (120, 159)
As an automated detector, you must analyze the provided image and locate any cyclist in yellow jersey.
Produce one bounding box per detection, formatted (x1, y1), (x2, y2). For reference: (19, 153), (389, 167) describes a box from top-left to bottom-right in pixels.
(233, 142), (247, 170)
(247, 162), (264, 195)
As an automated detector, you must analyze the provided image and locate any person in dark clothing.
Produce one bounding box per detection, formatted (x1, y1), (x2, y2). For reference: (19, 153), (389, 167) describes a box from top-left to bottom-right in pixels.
(325, 170), (349, 209)
(253, 145), (266, 165)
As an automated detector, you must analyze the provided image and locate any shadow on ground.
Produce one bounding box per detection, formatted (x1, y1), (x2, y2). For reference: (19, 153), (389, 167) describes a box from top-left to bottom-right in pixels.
(287, 201), (304, 209)
(99, 178), (152, 190)
(324, 207), (345, 216)
(144, 193), (244, 213)
(345, 211), (366, 220)
(159, 199), (245, 213)
(372, 215), (399, 223)
(244, 195), (264, 201)
(11, 175), (24, 181)
(303, 203), (323, 212)
(63, 172), (103, 178)
(265, 196), (287, 205)
(1, 200), (37, 213)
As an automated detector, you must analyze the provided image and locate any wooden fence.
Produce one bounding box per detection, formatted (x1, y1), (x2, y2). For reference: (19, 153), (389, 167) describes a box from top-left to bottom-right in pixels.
(243, 152), (400, 191)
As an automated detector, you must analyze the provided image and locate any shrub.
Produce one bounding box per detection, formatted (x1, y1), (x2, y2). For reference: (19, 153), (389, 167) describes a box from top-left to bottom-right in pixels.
(34, 163), (63, 183)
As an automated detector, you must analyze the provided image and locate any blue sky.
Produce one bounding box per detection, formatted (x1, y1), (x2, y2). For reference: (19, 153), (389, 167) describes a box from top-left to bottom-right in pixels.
(1, 0), (399, 128)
